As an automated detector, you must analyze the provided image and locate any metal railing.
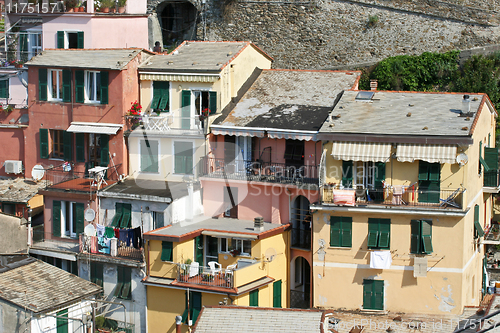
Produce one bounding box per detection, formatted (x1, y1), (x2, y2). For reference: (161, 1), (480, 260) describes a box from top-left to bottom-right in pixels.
(129, 114), (204, 133)
(199, 157), (319, 186)
(484, 170), (499, 187)
(290, 290), (310, 309)
(43, 163), (122, 189)
(79, 234), (143, 261)
(176, 263), (234, 289)
(3, 31), (43, 65)
(321, 185), (465, 209)
(291, 228), (311, 250)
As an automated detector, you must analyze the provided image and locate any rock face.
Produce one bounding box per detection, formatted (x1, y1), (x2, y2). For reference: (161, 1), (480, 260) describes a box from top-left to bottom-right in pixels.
(147, 0), (500, 69)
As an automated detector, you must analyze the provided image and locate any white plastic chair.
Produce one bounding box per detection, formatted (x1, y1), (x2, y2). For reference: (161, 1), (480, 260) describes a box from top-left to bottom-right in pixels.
(208, 261), (222, 276)
(189, 261), (200, 277)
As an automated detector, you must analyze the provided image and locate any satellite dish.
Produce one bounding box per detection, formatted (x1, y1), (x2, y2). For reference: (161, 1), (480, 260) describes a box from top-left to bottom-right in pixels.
(264, 248), (277, 262)
(31, 165), (45, 181)
(84, 224), (96, 237)
(456, 153), (468, 166)
(84, 208), (96, 222)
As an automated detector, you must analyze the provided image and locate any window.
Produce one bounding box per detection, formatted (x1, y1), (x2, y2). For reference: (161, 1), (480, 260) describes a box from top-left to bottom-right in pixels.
(223, 186), (238, 218)
(363, 279), (384, 310)
(161, 241), (173, 261)
(330, 216), (352, 247)
(0, 79), (9, 99)
(249, 289), (259, 306)
(174, 141), (193, 175)
(43, 68), (71, 102)
(114, 266), (132, 299)
(181, 90), (217, 129)
(75, 70), (108, 104)
(152, 211), (164, 229)
(140, 139), (159, 173)
(28, 32), (42, 60)
(342, 161), (385, 190)
(85, 71), (101, 103)
(474, 204), (484, 238)
(182, 291), (202, 324)
(284, 140), (304, 167)
(52, 200), (84, 238)
(367, 218), (390, 249)
(418, 161), (440, 203)
(151, 81), (169, 112)
(57, 31), (84, 49)
(111, 203), (132, 228)
(90, 261), (103, 288)
(83, 133), (109, 167)
(411, 220), (433, 254)
(219, 237), (251, 256)
(51, 130), (64, 158)
(49, 69), (63, 101)
(481, 141), (499, 187)
(1, 203), (15, 216)
(273, 280), (282, 308)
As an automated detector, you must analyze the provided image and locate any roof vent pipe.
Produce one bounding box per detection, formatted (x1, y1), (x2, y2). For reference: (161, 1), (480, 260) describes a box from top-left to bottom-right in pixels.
(462, 95), (471, 114)
(254, 217), (264, 232)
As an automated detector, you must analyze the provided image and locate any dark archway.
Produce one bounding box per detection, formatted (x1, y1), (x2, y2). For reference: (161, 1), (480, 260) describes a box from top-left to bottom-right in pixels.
(290, 256), (311, 309)
(291, 195), (311, 250)
(158, 1), (198, 48)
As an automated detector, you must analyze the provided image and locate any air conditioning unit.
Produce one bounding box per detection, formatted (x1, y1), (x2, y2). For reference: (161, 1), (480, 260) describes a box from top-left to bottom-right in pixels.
(4, 160), (23, 174)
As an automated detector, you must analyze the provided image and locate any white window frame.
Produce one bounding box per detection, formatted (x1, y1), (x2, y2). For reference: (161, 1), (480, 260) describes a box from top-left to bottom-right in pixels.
(48, 69), (63, 101)
(26, 29), (42, 60)
(62, 30), (82, 49)
(189, 87), (211, 129)
(139, 139), (160, 174)
(353, 161), (375, 189)
(218, 237), (251, 256)
(85, 70), (101, 103)
(172, 140), (194, 175)
(60, 201), (77, 238)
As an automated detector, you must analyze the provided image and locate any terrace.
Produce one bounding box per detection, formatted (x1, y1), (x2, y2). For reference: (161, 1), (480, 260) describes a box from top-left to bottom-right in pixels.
(42, 163), (120, 192)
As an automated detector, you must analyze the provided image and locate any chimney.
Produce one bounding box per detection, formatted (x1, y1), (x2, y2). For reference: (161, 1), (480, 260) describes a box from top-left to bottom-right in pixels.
(254, 217), (264, 232)
(462, 94), (471, 114)
(370, 79), (378, 91)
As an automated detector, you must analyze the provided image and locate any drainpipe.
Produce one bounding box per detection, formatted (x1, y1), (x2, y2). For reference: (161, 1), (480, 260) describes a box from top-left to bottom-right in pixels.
(27, 205), (32, 248)
(175, 315), (182, 333)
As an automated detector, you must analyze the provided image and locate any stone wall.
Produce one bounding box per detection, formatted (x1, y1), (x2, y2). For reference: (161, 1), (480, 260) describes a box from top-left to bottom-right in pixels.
(148, 0), (500, 69)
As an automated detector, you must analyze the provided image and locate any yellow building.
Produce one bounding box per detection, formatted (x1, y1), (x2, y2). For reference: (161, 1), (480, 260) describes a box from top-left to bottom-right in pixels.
(312, 91), (498, 314)
(143, 216), (290, 332)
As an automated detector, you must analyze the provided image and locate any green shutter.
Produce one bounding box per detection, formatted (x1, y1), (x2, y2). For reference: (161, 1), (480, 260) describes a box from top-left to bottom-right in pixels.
(418, 161), (429, 181)
(484, 147), (499, 170)
(100, 71), (108, 104)
(63, 131), (72, 161)
(249, 289), (259, 306)
(114, 281), (124, 297)
(474, 204), (485, 237)
(77, 31), (84, 49)
(410, 220), (420, 254)
(158, 94), (169, 111)
(140, 140), (159, 173)
(53, 200), (61, 237)
(120, 204), (131, 228)
(75, 70), (84, 103)
(181, 90), (191, 129)
(209, 91), (217, 115)
(62, 69), (71, 102)
(195, 236), (203, 265)
(39, 68), (47, 101)
(341, 217), (352, 248)
(150, 95), (161, 109)
(373, 280), (384, 310)
(75, 203), (84, 236)
(342, 161), (353, 187)
(191, 292), (202, 323)
(421, 220), (432, 254)
(40, 128), (49, 159)
(19, 34), (27, 61)
(330, 216), (341, 247)
(367, 219), (378, 248)
(273, 280), (282, 308)
(111, 203), (123, 227)
(100, 134), (109, 166)
(114, 266), (124, 297)
(378, 219), (390, 249)
(121, 267), (131, 299)
(185, 155), (193, 175)
(374, 162), (386, 189)
(0, 80), (9, 99)
(174, 155), (184, 174)
(428, 163), (440, 181)
(57, 31), (65, 49)
(56, 308), (68, 333)
(363, 280), (373, 309)
(479, 141), (490, 172)
(161, 241), (173, 261)
(75, 133), (85, 162)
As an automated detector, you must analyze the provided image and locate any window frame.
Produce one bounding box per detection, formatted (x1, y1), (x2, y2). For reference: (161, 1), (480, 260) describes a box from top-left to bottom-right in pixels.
(140, 139), (160, 174)
(367, 218), (391, 250)
(330, 216), (352, 248)
(84, 70), (101, 103)
(353, 161), (375, 188)
(27, 30), (42, 60)
(161, 241), (173, 262)
(249, 289), (259, 307)
(51, 129), (64, 159)
(218, 237), (251, 256)
(173, 140), (194, 175)
(48, 69), (63, 101)
(53, 200), (84, 239)
(410, 219), (433, 254)
(0, 79), (9, 99)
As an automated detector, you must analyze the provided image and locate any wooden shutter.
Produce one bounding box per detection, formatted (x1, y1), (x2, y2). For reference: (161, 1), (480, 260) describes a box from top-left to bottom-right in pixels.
(421, 220), (433, 254)
(195, 236), (203, 265)
(378, 219), (390, 249)
(158, 93), (169, 111)
(273, 280), (282, 308)
(120, 203), (131, 228)
(121, 267), (131, 299)
(39, 128), (49, 159)
(111, 202), (123, 227)
(75, 133), (85, 162)
(330, 216), (341, 247)
(100, 134), (109, 166)
(484, 147), (499, 170)
(341, 217), (352, 247)
(141, 140), (158, 173)
(75, 202), (84, 236)
(53, 200), (61, 237)
(191, 292), (202, 323)
(342, 161), (353, 187)
(181, 90), (191, 129)
(62, 69), (71, 102)
(181, 291), (189, 323)
(209, 91), (217, 115)
(0, 80), (8, 99)
(63, 131), (72, 161)
(363, 279), (373, 309)
(75, 70), (84, 103)
(151, 95), (161, 110)
(428, 163), (440, 181)
(474, 204), (485, 237)
(114, 266), (124, 297)
(418, 161), (429, 181)
(77, 31), (84, 49)
(367, 219), (379, 248)
(57, 31), (65, 49)
(39, 68), (47, 101)
(373, 280), (384, 310)
(100, 71), (108, 104)
(410, 220), (420, 254)
(249, 289), (259, 306)
(56, 308), (68, 333)
(161, 241), (173, 261)
(19, 34), (27, 60)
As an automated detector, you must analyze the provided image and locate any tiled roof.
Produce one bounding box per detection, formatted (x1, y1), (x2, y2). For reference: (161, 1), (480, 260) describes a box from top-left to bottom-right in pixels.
(319, 91), (487, 137)
(139, 41), (271, 73)
(193, 306), (324, 333)
(0, 255), (101, 313)
(212, 70), (360, 131)
(0, 177), (46, 203)
(25, 48), (144, 70)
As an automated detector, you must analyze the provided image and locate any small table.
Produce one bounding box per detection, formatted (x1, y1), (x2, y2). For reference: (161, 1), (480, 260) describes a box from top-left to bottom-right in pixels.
(88, 166), (109, 189)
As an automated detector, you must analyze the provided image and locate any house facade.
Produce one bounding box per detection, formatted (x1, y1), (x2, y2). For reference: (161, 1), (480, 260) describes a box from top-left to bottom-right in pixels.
(312, 91), (498, 314)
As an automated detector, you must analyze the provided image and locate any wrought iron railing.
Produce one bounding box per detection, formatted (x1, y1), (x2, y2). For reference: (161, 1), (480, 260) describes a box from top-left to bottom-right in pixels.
(484, 170), (499, 187)
(79, 234), (143, 261)
(290, 290), (310, 309)
(43, 163), (122, 189)
(199, 157), (319, 185)
(291, 228), (311, 250)
(176, 263), (234, 289)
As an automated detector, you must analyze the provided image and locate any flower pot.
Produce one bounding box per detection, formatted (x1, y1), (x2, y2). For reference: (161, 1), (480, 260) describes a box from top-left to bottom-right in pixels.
(101, 7), (109, 13)
(118, 6), (125, 13)
(79, 6), (85, 12)
(15, 64), (23, 68)
(67, 7), (74, 12)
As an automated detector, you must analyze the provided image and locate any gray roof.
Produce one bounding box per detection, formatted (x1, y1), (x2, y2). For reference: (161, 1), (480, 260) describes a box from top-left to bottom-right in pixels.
(213, 70), (360, 131)
(319, 91), (485, 137)
(98, 179), (199, 201)
(0, 177), (46, 203)
(139, 41), (269, 73)
(193, 306), (324, 333)
(0, 255), (101, 313)
(26, 49), (144, 70)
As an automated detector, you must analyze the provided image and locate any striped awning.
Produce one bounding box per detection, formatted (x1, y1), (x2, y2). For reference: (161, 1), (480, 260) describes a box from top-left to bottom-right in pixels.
(211, 126), (265, 138)
(267, 130), (316, 141)
(139, 73), (219, 83)
(396, 144), (457, 164)
(66, 122), (122, 135)
(331, 142), (392, 162)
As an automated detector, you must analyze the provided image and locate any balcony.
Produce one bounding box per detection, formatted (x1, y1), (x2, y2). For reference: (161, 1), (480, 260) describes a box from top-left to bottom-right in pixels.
(321, 185), (465, 210)
(175, 263), (234, 289)
(199, 157), (319, 187)
(484, 170), (499, 190)
(79, 234), (143, 261)
(291, 228), (311, 250)
(129, 114), (204, 136)
(43, 163), (120, 192)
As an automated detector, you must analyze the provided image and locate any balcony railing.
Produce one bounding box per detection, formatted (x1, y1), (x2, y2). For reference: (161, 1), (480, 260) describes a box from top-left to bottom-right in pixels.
(176, 263), (234, 289)
(79, 234), (143, 261)
(291, 228), (311, 250)
(484, 170), (499, 187)
(130, 114), (204, 134)
(290, 290), (310, 309)
(321, 185), (465, 209)
(43, 163), (121, 190)
(199, 157), (319, 186)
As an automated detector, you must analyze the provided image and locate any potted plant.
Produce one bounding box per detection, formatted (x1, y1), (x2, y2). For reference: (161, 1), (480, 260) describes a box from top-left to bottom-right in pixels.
(65, 0), (78, 12)
(117, 0), (126, 13)
(230, 249), (240, 257)
(180, 258), (192, 281)
(100, 0), (114, 12)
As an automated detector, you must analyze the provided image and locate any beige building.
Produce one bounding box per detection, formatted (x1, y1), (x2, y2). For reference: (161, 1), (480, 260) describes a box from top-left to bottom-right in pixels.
(312, 91), (498, 314)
